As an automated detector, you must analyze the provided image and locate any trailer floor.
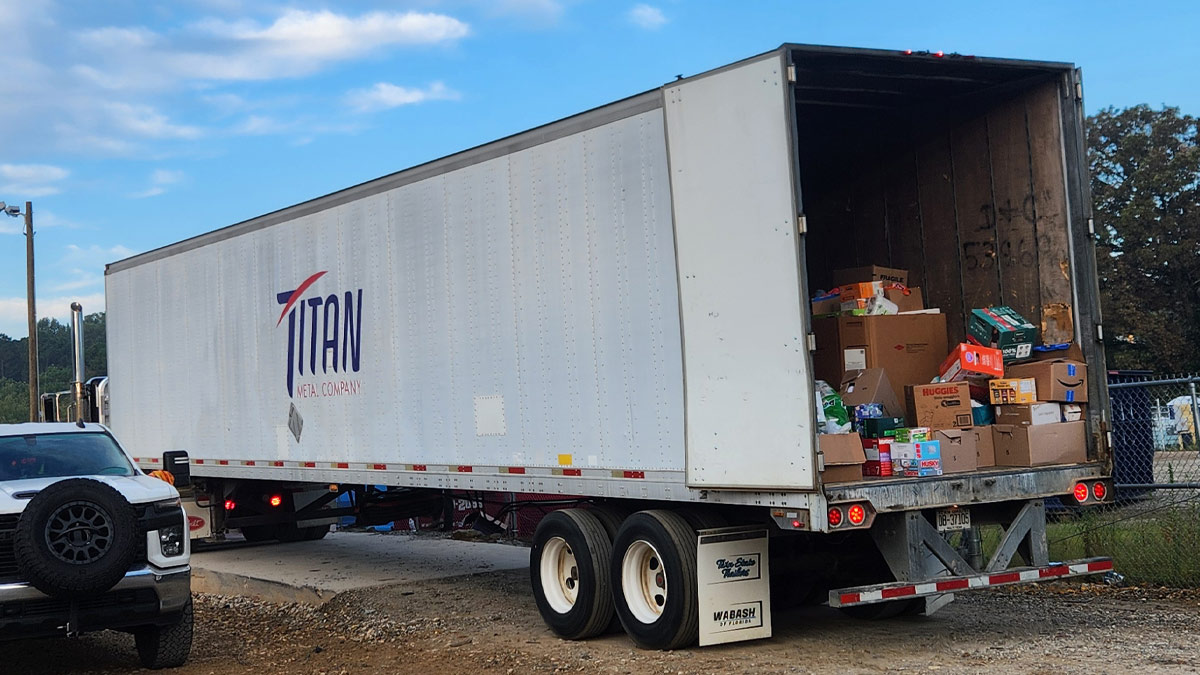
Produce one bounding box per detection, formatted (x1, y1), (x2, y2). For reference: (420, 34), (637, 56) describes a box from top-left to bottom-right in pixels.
(6, 535), (1198, 674)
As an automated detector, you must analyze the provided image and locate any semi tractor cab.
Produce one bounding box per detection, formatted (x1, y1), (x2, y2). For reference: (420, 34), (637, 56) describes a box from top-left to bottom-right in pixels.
(105, 43), (1113, 649)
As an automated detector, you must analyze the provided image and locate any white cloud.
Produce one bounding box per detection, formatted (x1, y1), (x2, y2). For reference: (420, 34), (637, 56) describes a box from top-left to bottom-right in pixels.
(627, 4), (667, 29)
(105, 103), (203, 140)
(345, 81), (461, 113)
(130, 169), (185, 199)
(0, 293), (107, 338)
(0, 163), (70, 198)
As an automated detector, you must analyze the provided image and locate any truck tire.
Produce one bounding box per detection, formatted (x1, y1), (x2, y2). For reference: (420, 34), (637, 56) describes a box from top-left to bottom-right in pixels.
(14, 478), (139, 597)
(611, 510), (699, 650)
(530, 509), (615, 640)
(135, 598), (194, 669)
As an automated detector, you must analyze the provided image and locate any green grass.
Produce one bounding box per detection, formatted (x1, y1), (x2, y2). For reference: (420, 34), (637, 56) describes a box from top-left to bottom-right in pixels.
(976, 505), (1200, 587)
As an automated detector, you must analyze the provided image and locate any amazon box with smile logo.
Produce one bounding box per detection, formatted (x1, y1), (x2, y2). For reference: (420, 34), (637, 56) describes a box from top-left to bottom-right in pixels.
(1006, 359), (1088, 403)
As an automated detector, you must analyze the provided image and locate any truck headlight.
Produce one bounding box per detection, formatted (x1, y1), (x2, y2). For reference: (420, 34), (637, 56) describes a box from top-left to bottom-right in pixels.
(159, 524), (185, 557)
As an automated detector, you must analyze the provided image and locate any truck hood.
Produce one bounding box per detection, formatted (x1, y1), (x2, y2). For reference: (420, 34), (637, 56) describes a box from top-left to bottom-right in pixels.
(0, 475), (178, 516)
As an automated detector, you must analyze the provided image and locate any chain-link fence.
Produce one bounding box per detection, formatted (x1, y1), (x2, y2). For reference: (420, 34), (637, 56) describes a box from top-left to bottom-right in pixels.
(1045, 373), (1200, 587)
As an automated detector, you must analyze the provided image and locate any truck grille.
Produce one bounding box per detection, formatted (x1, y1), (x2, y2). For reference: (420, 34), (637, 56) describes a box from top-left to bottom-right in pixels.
(0, 514), (19, 583)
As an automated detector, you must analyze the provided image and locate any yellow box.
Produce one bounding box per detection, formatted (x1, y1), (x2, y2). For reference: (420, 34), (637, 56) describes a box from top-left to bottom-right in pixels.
(989, 378), (1037, 405)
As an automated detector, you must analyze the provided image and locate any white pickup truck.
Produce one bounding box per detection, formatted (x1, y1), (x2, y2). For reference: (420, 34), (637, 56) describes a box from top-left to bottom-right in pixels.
(0, 423), (192, 669)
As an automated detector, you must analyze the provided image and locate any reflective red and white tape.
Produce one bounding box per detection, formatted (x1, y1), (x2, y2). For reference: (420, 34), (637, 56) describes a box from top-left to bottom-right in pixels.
(832, 558), (1114, 607)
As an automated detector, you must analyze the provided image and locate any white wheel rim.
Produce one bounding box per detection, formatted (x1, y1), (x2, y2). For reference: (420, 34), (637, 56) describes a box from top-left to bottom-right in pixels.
(540, 536), (579, 614)
(621, 539), (667, 624)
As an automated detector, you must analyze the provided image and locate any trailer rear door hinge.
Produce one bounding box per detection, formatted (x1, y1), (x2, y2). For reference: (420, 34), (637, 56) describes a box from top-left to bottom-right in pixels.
(807, 333), (817, 352)
(787, 64), (796, 83)
(1096, 324), (1104, 341)
(1087, 218), (1095, 236)
(1075, 81), (1083, 101)
(797, 214), (808, 234)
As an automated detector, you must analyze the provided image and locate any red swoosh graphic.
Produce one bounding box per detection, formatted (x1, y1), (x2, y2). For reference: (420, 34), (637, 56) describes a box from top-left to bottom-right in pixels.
(277, 271), (328, 326)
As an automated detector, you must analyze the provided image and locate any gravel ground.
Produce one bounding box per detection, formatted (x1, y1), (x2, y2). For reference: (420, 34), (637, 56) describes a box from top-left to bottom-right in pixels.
(5, 570), (1199, 674)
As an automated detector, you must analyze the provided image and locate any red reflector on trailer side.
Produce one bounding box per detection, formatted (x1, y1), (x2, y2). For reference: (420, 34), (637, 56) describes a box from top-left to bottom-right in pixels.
(411, 464), (426, 471)
(271, 461), (284, 467)
(507, 467), (526, 474)
(562, 468), (582, 476)
(1040, 565), (1070, 578)
(840, 593), (861, 605)
(936, 579), (970, 592)
(1088, 560), (1114, 572)
(335, 462), (349, 469)
(881, 586), (917, 599)
(990, 572), (1021, 585)
(623, 470), (645, 479)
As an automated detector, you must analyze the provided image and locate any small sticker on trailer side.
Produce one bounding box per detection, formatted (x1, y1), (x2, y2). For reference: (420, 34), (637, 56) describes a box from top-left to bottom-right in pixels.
(697, 527), (772, 646)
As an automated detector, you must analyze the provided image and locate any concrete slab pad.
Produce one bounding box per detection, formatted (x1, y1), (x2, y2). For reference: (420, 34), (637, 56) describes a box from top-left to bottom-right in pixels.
(191, 531), (530, 604)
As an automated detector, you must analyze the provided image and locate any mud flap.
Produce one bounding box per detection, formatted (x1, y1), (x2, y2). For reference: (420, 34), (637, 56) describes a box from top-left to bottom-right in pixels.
(697, 526), (772, 646)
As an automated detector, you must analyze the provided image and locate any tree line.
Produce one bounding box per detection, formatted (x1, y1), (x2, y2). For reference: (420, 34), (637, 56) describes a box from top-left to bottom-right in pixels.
(0, 313), (106, 423)
(0, 105), (1193, 423)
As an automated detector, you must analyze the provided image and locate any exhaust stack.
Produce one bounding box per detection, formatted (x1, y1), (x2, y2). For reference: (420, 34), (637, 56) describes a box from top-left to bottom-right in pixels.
(70, 302), (85, 426)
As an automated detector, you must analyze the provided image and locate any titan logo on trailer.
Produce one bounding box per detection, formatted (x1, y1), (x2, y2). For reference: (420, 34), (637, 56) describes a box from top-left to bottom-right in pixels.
(276, 271), (364, 398)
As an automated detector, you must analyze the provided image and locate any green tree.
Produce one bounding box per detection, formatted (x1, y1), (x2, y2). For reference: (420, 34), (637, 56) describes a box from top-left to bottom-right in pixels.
(1090, 105), (1200, 373)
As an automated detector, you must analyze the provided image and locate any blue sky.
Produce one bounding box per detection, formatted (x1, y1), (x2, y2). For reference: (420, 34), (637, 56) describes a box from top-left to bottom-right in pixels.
(0, 0), (1196, 337)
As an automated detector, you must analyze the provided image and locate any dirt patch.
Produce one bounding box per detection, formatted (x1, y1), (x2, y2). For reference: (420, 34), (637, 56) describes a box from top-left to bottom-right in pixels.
(8, 571), (1200, 674)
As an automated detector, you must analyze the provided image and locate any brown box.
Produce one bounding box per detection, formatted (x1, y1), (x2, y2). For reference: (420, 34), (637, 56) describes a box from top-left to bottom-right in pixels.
(813, 314), (949, 417)
(886, 286), (925, 313)
(840, 368), (904, 418)
(905, 382), (973, 430)
(933, 429), (978, 473)
(1005, 359), (1088, 403)
(819, 433), (866, 483)
(974, 426), (996, 467)
(993, 421), (1087, 467)
(995, 403), (1062, 427)
(832, 266), (909, 287)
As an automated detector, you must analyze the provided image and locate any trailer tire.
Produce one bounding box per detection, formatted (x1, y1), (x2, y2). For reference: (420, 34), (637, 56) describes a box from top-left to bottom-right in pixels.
(675, 507), (727, 532)
(134, 598), (193, 669)
(14, 478), (139, 597)
(530, 509), (615, 640)
(611, 510), (699, 650)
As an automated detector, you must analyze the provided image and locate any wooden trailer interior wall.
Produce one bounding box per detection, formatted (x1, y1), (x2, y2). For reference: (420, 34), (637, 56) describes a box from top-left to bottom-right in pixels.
(799, 78), (1076, 346)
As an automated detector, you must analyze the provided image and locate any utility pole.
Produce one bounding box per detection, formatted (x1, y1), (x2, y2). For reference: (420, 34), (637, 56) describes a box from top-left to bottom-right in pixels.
(25, 201), (38, 422)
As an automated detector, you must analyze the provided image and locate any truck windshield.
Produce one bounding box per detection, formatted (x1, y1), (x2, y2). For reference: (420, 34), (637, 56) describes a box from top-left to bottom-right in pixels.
(0, 432), (136, 481)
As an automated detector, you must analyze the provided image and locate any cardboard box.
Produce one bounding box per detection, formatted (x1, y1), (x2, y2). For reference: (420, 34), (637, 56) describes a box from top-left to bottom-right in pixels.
(891, 440), (942, 477)
(811, 292), (841, 317)
(993, 422), (1087, 467)
(974, 426), (996, 468)
(832, 266), (909, 287)
(905, 382), (973, 430)
(840, 369), (904, 419)
(885, 286), (925, 313)
(860, 416), (905, 439)
(968, 306), (1038, 362)
(812, 314), (949, 417)
(861, 438), (894, 476)
(839, 281), (885, 302)
(1005, 359), (1088, 403)
(939, 343), (1005, 382)
(995, 403), (1062, 427)
(819, 433), (866, 483)
(989, 378), (1038, 405)
(933, 429), (978, 474)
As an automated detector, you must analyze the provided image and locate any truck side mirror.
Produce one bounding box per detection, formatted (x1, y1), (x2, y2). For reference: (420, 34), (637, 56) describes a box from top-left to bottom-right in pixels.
(163, 450), (191, 487)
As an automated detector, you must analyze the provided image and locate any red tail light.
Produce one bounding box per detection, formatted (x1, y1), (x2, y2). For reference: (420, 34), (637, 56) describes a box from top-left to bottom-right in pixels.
(847, 504), (866, 525)
(1073, 483), (1089, 503)
(1092, 482), (1107, 501)
(224, 499), (236, 511)
(828, 507), (843, 527)
(269, 494), (283, 507)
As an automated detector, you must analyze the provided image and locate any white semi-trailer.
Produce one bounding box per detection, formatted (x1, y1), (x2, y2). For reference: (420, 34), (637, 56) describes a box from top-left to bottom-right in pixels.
(104, 44), (1113, 649)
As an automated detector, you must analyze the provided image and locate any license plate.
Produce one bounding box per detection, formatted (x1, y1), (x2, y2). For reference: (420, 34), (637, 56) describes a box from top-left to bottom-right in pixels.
(936, 508), (970, 532)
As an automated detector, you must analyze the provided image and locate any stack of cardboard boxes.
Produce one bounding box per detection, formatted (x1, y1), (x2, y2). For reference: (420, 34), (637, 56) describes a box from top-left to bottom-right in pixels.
(814, 266), (1091, 484)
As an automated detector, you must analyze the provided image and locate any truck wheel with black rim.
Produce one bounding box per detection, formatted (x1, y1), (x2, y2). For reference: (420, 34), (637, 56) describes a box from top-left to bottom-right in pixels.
(530, 509), (615, 640)
(14, 478), (139, 597)
(610, 510), (699, 650)
(135, 598), (194, 669)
